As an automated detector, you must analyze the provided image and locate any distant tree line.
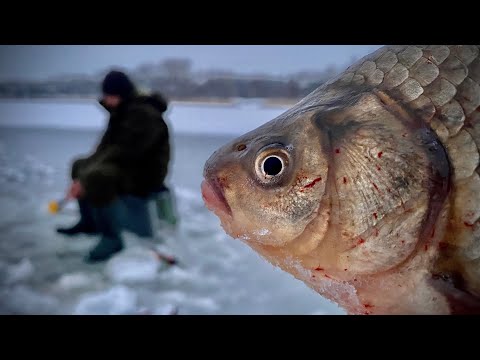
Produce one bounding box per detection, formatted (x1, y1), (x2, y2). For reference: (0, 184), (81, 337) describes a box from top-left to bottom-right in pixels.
(0, 58), (342, 101)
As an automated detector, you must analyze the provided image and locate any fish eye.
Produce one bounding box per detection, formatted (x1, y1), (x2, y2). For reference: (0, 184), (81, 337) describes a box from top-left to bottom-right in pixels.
(262, 156), (283, 177)
(255, 146), (290, 182)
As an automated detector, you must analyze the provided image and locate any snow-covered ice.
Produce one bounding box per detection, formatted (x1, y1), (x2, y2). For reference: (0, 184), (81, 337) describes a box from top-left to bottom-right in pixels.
(4, 258), (34, 285)
(55, 272), (97, 291)
(73, 285), (138, 315)
(105, 247), (161, 284)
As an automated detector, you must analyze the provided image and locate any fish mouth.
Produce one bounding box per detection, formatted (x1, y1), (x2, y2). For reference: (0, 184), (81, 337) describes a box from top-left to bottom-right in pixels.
(201, 178), (232, 217)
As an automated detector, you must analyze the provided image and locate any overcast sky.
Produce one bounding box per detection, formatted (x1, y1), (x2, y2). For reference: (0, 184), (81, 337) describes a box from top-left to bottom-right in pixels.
(0, 45), (383, 81)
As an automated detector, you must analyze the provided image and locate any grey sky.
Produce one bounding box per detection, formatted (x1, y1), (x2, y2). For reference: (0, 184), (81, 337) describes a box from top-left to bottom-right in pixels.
(0, 45), (383, 81)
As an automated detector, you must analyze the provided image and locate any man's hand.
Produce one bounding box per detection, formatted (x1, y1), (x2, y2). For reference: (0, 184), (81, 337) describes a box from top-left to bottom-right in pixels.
(67, 180), (84, 199)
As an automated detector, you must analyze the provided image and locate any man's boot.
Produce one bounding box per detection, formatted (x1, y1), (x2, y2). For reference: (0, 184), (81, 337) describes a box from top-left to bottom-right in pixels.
(56, 199), (99, 236)
(84, 202), (124, 263)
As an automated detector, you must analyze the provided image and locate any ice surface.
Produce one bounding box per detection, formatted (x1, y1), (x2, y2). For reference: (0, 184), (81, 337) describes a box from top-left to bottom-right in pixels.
(0, 285), (60, 314)
(0, 98), (290, 136)
(105, 248), (161, 283)
(4, 258), (34, 285)
(55, 272), (96, 291)
(152, 304), (178, 315)
(73, 285), (138, 315)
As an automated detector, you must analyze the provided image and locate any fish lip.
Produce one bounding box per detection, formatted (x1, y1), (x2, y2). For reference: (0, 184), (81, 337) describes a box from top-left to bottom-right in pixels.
(201, 177), (232, 217)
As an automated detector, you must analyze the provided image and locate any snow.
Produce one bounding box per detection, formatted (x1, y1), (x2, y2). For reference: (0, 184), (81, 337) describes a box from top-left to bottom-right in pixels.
(4, 258), (34, 285)
(0, 98), (290, 136)
(0, 285), (60, 314)
(0, 99), (345, 315)
(73, 285), (138, 315)
(55, 272), (95, 291)
(105, 248), (161, 283)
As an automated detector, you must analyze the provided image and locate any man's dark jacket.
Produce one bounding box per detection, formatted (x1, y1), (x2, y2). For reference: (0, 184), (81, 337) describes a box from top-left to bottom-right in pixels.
(71, 92), (170, 206)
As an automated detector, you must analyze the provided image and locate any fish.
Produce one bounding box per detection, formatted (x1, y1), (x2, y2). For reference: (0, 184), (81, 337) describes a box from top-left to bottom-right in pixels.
(201, 45), (480, 315)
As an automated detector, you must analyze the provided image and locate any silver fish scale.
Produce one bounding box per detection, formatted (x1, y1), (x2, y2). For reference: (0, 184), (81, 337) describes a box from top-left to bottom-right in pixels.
(337, 45), (480, 136)
(337, 45), (480, 268)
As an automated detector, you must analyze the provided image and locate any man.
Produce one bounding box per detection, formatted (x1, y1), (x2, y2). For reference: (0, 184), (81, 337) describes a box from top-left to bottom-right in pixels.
(57, 70), (172, 263)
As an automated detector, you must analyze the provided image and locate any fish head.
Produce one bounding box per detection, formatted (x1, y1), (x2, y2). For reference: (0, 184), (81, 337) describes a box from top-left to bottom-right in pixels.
(202, 108), (330, 248)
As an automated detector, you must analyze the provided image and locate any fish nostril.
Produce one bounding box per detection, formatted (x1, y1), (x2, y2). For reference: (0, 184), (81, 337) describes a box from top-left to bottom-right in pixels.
(236, 144), (246, 151)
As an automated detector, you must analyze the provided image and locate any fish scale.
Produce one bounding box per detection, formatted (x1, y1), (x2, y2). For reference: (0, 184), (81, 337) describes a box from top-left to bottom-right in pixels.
(311, 45), (480, 261)
(351, 46), (480, 294)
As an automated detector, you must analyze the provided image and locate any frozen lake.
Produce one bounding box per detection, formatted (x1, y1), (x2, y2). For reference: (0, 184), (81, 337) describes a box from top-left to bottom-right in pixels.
(0, 99), (344, 315)
(0, 98), (293, 135)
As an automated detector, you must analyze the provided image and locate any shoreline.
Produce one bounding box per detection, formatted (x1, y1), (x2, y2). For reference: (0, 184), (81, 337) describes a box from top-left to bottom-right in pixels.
(0, 96), (299, 107)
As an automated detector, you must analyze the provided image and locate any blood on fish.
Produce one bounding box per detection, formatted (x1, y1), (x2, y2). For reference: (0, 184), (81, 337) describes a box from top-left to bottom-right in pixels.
(315, 267), (324, 271)
(438, 242), (448, 250)
(378, 151), (383, 158)
(358, 238), (365, 245)
(376, 166), (381, 171)
(343, 177), (347, 184)
(372, 182), (379, 191)
(335, 148), (340, 154)
(424, 244), (429, 251)
(303, 177), (322, 189)
(373, 213), (378, 219)
(363, 303), (374, 309)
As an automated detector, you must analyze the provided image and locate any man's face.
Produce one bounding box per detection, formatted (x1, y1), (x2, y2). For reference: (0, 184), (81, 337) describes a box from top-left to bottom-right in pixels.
(102, 95), (121, 109)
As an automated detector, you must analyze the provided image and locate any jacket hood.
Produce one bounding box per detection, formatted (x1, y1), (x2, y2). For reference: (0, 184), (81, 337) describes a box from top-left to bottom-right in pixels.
(136, 93), (168, 114)
(99, 92), (168, 114)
